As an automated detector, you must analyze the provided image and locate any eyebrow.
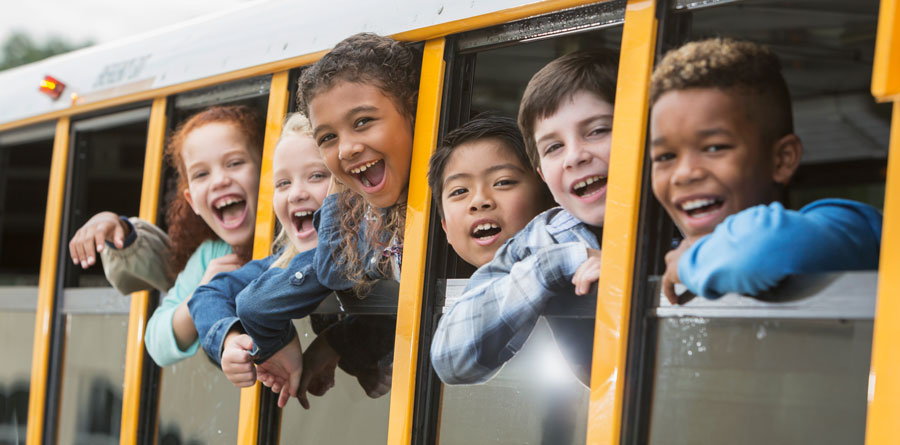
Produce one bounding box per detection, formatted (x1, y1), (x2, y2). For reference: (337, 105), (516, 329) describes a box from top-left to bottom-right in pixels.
(442, 163), (526, 187)
(651, 127), (734, 147)
(312, 105), (379, 137)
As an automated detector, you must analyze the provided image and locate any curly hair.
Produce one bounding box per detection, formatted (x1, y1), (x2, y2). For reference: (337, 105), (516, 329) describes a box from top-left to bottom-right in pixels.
(298, 33), (420, 297)
(165, 105), (264, 273)
(649, 38), (793, 145)
(518, 49), (619, 170)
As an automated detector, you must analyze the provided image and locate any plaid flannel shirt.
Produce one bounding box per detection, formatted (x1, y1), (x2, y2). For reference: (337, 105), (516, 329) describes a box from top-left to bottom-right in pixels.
(430, 206), (600, 384)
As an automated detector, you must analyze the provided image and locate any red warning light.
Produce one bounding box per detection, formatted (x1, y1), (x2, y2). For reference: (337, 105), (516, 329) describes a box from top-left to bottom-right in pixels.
(39, 75), (65, 100)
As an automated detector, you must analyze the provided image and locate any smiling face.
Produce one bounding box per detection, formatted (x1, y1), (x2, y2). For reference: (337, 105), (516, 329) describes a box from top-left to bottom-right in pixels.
(181, 122), (261, 249)
(272, 133), (331, 253)
(650, 88), (792, 242)
(309, 81), (414, 208)
(440, 139), (547, 267)
(533, 90), (613, 226)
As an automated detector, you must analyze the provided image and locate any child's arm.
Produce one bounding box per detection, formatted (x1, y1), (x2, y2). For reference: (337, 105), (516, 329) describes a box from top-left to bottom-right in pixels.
(311, 193), (356, 290)
(430, 237), (590, 385)
(144, 241), (231, 366)
(677, 199), (882, 299)
(188, 256), (274, 364)
(234, 249), (332, 362)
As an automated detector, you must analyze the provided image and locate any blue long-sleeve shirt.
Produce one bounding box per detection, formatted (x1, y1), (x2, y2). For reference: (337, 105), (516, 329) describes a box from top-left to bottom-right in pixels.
(678, 198), (882, 299)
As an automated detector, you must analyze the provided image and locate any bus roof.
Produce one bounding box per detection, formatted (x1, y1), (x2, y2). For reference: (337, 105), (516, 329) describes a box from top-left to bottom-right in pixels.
(0, 0), (558, 127)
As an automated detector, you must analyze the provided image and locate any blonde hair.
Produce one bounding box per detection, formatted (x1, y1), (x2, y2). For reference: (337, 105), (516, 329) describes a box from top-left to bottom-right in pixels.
(270, 113), (315, 269)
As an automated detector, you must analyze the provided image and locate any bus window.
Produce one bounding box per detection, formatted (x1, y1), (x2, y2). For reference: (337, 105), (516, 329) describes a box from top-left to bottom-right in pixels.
(54, 107), (150, 444)
(623, 1), (887, 443)
(0, 123), (54, 442)
(153, 76), (269, 445)
(420, 3), (625, 444)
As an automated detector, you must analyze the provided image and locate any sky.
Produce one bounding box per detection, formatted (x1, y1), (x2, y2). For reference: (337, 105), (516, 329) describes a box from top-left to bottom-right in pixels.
(1, 0), (261, 46)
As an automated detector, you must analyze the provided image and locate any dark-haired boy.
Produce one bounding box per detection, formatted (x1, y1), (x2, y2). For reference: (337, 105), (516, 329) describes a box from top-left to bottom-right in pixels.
(649, 38), (882, 303)
(431, 50), (618, 385)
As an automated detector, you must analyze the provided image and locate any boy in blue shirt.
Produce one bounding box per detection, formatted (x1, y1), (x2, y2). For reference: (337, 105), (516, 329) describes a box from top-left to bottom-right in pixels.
(431, 50), (618, 385)
(648, 38), (882, 303)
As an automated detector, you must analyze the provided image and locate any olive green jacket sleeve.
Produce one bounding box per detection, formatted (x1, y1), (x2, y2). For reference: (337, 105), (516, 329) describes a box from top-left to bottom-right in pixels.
(100, 217), (175, 294)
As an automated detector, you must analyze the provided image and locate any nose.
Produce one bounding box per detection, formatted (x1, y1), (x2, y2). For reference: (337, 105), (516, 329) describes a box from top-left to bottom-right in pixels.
(563, 141), (593, 169)
(211, 167), (232, 189)
(289, 181), (310, 203)
(672, 152), (706, 186)
(469, 185), (495, 212)
(338, 137), (364, 162)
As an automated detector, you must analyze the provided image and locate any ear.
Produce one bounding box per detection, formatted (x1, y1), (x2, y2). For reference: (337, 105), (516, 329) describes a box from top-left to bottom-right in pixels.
(771, 133), (803, 185)
(537, 166), (545, 183)
(183, 188), (200, 215)
(440, 219), (452, 245)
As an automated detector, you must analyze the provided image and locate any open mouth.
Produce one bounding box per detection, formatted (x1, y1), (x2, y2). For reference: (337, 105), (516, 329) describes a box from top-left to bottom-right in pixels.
(471, 222), (502, 246)
(572, 175), (607, 198)
(291, 210), (316, 238)
(213, 196), (248, 229)
(350, 159), (386, 190)
(679, 197), (724, 219)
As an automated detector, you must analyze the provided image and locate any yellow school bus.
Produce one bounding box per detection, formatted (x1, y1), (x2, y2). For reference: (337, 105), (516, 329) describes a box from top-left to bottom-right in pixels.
(0, 0), (897, 443)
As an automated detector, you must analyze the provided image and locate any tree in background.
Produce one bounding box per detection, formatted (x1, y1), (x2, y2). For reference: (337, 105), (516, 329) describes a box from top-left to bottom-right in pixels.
(0, 31), (93, 71)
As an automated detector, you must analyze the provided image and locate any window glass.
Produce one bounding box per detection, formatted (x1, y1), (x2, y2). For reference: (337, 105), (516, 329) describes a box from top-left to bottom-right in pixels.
(0, 310), (35, 443)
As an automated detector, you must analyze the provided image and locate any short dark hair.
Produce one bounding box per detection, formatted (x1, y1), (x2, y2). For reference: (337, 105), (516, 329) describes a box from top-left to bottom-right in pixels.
(518, 49), (619, 170)
(297, 33), (420, 122)
(650, 37), (794, 145)
(428, 113), (550, 219)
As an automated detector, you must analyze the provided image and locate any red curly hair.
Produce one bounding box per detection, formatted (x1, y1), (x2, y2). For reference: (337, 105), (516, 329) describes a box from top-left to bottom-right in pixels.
(165, 105), (263, 273)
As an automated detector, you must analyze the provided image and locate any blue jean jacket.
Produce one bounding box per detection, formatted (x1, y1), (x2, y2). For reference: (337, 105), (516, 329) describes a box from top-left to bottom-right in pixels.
(189, 249), (331, 364)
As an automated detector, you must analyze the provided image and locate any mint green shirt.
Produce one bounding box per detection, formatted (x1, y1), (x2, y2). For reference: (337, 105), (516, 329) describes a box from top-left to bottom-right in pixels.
(144, 239), (232, 367)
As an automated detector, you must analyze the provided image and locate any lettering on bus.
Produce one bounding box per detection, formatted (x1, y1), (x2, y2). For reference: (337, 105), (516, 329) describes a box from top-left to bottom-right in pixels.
(92, 55), (152, 89)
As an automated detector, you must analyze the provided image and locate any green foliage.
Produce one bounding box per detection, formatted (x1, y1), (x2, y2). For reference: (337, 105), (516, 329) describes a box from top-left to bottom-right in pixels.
(0, 31), (94, 71)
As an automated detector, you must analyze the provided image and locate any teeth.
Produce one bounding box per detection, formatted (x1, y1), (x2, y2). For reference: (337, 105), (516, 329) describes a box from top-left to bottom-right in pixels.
(293, 211), (312, 218)
(472, 223), (500, 234)
(573, 175), (605, 191)
(681, 198), (717, 211)
(350, 160), (379, 175)
(215, 197), (243, 209)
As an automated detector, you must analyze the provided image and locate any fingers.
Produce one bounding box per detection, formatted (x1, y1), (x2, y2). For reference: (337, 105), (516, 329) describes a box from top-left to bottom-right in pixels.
(663, 274), (679, 305)
(572, 258), (602, 295)
(277, 385), (290, 409)
(111, 218), (126, 249)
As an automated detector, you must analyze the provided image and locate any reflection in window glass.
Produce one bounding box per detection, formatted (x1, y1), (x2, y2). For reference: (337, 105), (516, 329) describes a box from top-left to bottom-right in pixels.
(57, 314), (128, 445)
(649, 317), (872, 445)
(439, 320), (588, 445)
(278, 317), (390, 444)
(156, 350), (241, 444)
(0, 310), (35, 443)
(0, 138), (52, 286)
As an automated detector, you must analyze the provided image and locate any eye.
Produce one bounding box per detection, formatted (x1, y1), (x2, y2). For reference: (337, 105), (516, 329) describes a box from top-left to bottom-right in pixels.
(588, 126), (611, 137)
(651, 152), (675, 163)
(543, 142), (562, 156)
(310, 171), (330, 182)
(704, 144), (732, 153)
(447, 187), (467, 198)
(227, 159), (246, 168)
(494, 178), (518, 188)
(354, 117), (374, 128)
(275, 179), (291, 189)
(190, 170), (208, 181)
(317, 133), (336, 146)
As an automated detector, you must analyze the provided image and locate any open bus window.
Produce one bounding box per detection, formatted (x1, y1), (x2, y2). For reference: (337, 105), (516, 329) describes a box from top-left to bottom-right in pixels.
(153, 77), (269, 445)
(428, 6), (625, 443)
(627, 1), (887, 443)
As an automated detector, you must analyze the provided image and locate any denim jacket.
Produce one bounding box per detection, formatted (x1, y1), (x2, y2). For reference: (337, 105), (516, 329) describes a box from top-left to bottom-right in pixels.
(234, 194), (400, 362)
(189, 249), (331, 364)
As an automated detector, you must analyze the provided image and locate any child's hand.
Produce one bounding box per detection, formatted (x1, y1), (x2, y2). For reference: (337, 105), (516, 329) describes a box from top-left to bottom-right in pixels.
(69, 211), (131, 268)
(662, 240), (692, 304)
(297, 335), (340, 408)
(222, 331), (256, 387)
(353, 362), (392, 399)
(199, 254), (243, 286)
(572, 248), (602, 296)
(256, 335), (303, 408)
